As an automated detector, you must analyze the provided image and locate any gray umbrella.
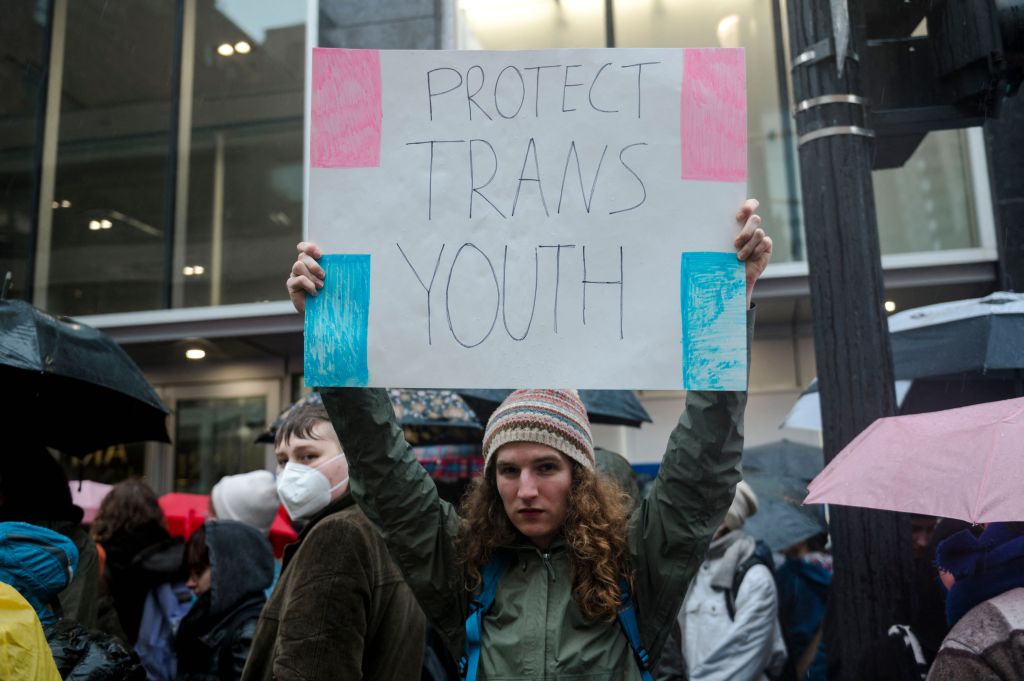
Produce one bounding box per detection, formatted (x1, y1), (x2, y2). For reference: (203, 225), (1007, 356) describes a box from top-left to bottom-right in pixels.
(743, 439), (824, 482)
(784, 292), (1024, 431)
(743, 472), (827, 552)
(888, 291), (1024, 380)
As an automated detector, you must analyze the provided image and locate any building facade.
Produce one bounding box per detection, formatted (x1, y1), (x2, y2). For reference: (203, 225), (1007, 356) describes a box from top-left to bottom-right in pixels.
(0, 0), (1003, 492)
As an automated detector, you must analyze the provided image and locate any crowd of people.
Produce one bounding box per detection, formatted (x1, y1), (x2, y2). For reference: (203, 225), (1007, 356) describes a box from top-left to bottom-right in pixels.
(1, 202), (1021, 680)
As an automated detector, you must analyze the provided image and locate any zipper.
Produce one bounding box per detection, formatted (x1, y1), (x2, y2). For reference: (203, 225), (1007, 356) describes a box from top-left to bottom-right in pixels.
(541, 552), (556, 582)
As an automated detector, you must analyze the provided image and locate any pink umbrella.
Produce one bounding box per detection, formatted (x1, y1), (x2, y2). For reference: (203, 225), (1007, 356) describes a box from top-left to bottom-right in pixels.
(68, 480), (113, 524)
(805, 396), (1024, 524)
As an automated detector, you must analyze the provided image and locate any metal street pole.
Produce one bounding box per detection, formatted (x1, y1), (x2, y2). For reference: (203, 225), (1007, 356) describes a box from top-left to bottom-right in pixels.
(785, 1), (915, 678)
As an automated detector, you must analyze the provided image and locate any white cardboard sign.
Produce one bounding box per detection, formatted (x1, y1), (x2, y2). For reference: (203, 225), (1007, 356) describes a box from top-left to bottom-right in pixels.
(306, 47), (747, 390)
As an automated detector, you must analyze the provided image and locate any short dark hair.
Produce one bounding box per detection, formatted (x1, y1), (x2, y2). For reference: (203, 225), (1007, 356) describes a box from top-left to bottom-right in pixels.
(185, 523), (210, 577)
(274, 400), (332, 448)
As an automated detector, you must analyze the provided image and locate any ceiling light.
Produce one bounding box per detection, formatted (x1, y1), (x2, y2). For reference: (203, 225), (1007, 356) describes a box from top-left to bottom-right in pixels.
(234, 41), (251, 54)
(884, 300), (897, 313)
(88, 220), (101, 231)
(183, 266), (195, 276)
(185, 348), (207, 360)
(61, 199), (71, 208)
(99, 219), (112, 229)
(52, 201), (60, 209)
(217, 43), (234, 57)
(193, 265), (205, 275)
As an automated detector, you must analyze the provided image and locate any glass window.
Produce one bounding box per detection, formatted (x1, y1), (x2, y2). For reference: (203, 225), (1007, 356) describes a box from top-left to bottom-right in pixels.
(0, 2), (50, 302)
(179, 0), (306, 307)
(174, 395), (267, 493)
(873, 130), (978, 254)
(614, 0), (804, 263)
(41, 0), (177, 316)
(459, 0), (606, 49)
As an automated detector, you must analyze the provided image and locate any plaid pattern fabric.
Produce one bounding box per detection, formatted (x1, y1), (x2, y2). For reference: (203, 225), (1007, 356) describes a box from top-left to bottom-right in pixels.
(482, 389), (594, 470)
(415, 444), (484, 480)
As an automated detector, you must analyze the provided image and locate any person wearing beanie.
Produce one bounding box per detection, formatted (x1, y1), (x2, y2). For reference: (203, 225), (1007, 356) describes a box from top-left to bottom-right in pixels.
(927, 522), (1024, 681)
(659, 481), (787, 681)
(211, 470), (280, 535)
(290, 198), (772, 679)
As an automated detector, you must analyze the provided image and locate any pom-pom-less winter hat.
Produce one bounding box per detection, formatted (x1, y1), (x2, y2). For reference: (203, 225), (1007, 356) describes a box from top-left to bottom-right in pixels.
(482, 389), (594, 470)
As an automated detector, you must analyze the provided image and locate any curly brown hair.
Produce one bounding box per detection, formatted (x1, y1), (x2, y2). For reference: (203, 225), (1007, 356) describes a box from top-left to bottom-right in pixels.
(91, 478), (165, 543)
(457, 460), (633, 623)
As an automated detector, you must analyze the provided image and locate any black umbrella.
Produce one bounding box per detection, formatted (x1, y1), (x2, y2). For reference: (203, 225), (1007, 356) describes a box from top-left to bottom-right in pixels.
(456, 389), (652, 427)
(0, 299), (170, 454)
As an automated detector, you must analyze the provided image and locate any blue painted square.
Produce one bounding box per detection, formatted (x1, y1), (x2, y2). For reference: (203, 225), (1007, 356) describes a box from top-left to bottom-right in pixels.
(305, 254), (371, 387)
(681, 252), (747, 390)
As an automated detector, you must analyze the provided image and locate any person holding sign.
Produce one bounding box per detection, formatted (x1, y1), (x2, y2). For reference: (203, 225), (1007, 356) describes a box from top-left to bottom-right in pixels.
(286, 198), (769, 679)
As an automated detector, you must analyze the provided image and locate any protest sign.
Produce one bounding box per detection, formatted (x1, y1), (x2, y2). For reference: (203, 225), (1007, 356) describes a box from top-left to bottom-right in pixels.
(306, 47), (747, 390)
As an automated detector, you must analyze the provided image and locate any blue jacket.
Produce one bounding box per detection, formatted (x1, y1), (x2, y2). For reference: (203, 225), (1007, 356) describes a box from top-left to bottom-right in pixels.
(0, 521), (78, 626)
(775, 557), (831, 681)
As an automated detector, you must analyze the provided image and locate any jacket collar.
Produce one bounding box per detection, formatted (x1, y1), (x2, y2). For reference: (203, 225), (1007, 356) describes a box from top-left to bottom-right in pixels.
(282, 494), (355, 569)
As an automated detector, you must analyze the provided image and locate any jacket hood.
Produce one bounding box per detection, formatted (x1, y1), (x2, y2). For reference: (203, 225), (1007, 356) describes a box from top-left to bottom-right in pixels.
(0, 521), (79, 626)
(937, 522), (1024, 626)
(204, 520), (274, 616)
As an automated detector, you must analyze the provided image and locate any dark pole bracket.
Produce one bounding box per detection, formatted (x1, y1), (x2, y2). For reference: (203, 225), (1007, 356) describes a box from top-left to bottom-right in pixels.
(791, 37), (860, 70)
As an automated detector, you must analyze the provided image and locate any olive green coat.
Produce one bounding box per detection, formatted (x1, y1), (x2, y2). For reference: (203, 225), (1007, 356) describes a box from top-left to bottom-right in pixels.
(320, 314), (751, 680)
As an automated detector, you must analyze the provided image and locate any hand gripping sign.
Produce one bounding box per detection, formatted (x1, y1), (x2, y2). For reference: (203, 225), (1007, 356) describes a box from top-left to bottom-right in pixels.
(306, 47), (747, 390)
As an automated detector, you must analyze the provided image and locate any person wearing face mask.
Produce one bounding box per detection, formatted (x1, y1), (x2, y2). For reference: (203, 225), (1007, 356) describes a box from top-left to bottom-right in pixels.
(240, 399), (426, 681)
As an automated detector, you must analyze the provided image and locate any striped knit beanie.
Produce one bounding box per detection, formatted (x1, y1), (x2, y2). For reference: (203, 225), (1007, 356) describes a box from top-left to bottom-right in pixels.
(482, 389), (595, 470)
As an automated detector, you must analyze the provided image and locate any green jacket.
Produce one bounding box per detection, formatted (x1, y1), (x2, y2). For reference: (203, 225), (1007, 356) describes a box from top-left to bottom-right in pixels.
(240, 495), (425, 681)
(320, 314), (750, 680)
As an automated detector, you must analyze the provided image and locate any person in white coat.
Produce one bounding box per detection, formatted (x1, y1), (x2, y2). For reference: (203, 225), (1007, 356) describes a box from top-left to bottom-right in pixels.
(675, 480), (787, 681)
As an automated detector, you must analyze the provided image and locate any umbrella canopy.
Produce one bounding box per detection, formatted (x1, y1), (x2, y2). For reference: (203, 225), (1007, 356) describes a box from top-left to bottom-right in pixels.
(457, 389), (652, 427)
(888, 291), (1024, 380)
(0, 299), (169, 453)
(256, 389), (482, 445)
(783, 292), (1024, 432)
(743, 439), (824, 482)
(805, 396), (1024, 524)
(158, 492), (209, 540)
(744, 472), (827, 552)
(67, 480), (112, 525)
(158, 492), (297, 558)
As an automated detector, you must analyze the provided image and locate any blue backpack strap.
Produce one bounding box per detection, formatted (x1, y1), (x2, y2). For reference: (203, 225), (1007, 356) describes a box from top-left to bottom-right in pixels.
(617, 578), (654, 681)
(459, 551), (512, 681)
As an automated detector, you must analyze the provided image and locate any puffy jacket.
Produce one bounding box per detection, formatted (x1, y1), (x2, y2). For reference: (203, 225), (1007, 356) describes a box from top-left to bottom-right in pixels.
(175, 520), (274, 681)
(318, 311), (751, 681)
(677, 532), (786, 681)
(0, 522), (145, 680)
(46, 619), (146, 681)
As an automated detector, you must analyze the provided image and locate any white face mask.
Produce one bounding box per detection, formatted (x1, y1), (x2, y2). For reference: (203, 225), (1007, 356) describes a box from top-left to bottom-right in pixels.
(276, 454), (348, 520)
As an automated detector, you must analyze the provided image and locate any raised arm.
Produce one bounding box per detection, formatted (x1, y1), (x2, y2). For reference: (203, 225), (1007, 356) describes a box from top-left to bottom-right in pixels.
(319, 387), (469, 654)
(632, 199), (770, 658)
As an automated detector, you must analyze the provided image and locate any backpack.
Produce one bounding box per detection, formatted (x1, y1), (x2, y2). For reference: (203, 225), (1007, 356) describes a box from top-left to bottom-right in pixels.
(129, 540), (191, 681)
(724, 540), (795, 681)
(458, 552), (654, 681)
(724, 538), (775, 620)
(134, 581), (193, 681)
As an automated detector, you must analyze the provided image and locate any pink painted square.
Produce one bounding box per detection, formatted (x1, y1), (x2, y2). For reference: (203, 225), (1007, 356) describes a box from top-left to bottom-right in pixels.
(680, 48), (747, 182)
(311, 48), (382, 169)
